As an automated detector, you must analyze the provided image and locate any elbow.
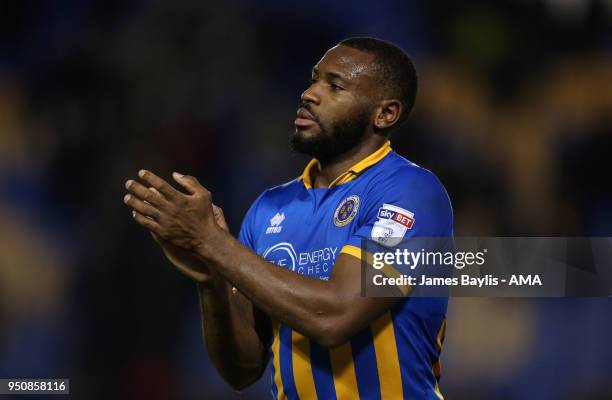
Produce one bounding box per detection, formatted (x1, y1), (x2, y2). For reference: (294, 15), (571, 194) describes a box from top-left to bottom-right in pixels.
(222, 367), (263, 391)
(227, 381), (248, 392)
(227, 379), (253, 392)
(311, 317), (352, 349)
(308, 298), (355, 348)
(316, 335), (348, 349)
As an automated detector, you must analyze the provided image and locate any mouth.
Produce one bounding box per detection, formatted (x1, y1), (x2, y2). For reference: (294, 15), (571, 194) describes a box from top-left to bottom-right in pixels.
(295, 107), (318, 127)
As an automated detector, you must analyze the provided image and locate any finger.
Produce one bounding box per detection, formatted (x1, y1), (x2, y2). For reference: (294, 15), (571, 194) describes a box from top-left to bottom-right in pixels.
(212, 204), (229, 231)
(124, 193), (162, 220)
(172, 172), (204, 195)
(212, 203), (223, 217)
(125, 179), (166, 207)
(131, 209), (162, 233)
(138, 169), (181, 199)
(150, 231), (163, 245)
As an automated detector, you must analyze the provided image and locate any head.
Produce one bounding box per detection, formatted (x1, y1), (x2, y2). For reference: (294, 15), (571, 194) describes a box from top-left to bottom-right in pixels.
(291, 37), (417, 163)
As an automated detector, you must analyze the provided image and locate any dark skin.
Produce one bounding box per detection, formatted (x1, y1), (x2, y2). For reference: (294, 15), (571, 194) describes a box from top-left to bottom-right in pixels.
(123, 45), (405, 390)
(298, 46), (402, 186)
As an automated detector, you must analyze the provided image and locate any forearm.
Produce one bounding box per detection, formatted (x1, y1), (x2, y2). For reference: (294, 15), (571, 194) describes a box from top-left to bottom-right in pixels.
(123, 169), (395, 351)
(198, 278), (268, 389)
(123, 169), (392, 350)
(198, 231), (349, 346)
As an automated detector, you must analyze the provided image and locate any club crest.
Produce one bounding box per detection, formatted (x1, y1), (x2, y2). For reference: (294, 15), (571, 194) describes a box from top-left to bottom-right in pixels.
(334, 195), (360, 227)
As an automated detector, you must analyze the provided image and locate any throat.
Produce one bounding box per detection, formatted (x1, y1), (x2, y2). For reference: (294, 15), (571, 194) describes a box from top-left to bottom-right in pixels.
(313, 137), (387, 188)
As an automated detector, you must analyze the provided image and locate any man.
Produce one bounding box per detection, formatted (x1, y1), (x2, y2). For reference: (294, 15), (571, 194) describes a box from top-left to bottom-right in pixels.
(123, 37), (453, 399)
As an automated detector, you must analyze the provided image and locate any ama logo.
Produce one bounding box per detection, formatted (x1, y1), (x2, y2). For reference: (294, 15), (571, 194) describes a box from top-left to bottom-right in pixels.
(371, 203), (415, 247)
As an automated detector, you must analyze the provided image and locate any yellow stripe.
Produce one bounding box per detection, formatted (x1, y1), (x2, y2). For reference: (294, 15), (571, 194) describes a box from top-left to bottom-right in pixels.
(339, 244), (362, 259)
(434, 381), (444, 400)
(291, 330), (317, 399)
(330, 341), (359, 400)
(433, 357), (443, 400)
(371, 312), (403, 399)
(433, 319), (446, 377)
(331, 140), (392, 186)
(340, 244), (412, 296)
(272, 322), (285, 399)
(436, 319), (446, 351)
(433, 319), (446, 399)
(299, 140), (391, 188)
(299, 158), (319, 189)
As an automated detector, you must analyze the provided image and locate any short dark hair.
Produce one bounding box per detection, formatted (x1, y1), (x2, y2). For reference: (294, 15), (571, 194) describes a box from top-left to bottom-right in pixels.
(339, 37), (417, 127)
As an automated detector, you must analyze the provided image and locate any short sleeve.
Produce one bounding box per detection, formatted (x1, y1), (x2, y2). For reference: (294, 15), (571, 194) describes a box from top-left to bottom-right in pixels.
(340, 168), (453, 259)
(238, 191), (267, 251)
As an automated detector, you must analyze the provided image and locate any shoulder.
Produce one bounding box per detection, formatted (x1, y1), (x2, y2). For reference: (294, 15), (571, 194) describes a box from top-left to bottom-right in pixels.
(358, 152), (453, 235)
(369, 152), (450, 200)
(243, 178), (303, 222)
(241, 178), (301, 229)
(255, 178), (302, 205)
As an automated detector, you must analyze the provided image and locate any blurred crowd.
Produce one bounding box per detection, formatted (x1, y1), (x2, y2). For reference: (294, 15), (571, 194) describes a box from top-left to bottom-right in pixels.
(0, 0), (611, 399)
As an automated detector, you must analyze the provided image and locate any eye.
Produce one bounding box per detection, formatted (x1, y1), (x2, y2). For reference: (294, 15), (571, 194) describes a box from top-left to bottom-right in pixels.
(330, 83), (343, 91)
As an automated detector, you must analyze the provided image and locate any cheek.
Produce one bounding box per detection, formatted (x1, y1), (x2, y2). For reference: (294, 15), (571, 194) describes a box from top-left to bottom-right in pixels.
(329, 103), (365, 126)
(321, 102), (349, 125)
(319, 95), (368, 130)
(313, 110), (332, 132)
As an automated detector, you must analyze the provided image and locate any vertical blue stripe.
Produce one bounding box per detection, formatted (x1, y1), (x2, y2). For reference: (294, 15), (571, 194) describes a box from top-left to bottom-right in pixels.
(392, 299), (447, 399)
(390, 304), (417, 399)
(309, 341), (337, 400)
(351, 327), (382, 399)
(279, 325), (299, 399)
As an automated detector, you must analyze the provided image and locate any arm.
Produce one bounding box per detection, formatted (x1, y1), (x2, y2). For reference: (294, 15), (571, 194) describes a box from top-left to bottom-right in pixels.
(145, 201), (271, 390)
(124, 171), (400, 348)
(199, 231), (398, 348)
(198, 279), (272, 390)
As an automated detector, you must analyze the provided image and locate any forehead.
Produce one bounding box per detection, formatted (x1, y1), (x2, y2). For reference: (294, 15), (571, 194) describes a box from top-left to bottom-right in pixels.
(314, 45), (377, 80)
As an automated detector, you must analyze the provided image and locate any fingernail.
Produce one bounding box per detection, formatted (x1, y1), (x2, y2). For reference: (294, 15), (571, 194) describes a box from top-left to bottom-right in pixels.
(125, 180), (132, 189)
(173, 172), (184, 179)
(132, 210), (136, 218)
(124, 194), (131, 203)
(139, 170), (146, 178)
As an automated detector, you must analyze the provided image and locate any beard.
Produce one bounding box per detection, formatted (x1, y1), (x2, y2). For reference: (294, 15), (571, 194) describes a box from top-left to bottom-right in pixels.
(291, 105), (371, 164)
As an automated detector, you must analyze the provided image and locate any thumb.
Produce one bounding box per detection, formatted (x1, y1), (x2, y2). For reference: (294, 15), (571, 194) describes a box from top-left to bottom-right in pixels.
(212, 204), (229, 231)
(172, 172), (201, 195)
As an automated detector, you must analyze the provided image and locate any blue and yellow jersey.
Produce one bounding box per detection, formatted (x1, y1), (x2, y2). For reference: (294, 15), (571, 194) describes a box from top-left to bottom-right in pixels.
(238, 141), (453, 399)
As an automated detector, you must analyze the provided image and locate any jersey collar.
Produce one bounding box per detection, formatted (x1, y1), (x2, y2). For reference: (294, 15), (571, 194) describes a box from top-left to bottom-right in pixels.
(298, 140), (392, 189)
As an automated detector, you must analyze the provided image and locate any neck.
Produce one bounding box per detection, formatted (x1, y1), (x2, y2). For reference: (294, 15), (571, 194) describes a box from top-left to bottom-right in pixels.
(313, 135), (386, 188)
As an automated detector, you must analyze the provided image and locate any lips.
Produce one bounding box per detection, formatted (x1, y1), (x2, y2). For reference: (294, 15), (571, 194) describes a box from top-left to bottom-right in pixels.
(295, 107), (318, 127)
(297, 107), (316, 121)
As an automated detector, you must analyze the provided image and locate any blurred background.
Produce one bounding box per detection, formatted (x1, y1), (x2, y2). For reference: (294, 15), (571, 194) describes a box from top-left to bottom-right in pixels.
(1, 0), (611, 399)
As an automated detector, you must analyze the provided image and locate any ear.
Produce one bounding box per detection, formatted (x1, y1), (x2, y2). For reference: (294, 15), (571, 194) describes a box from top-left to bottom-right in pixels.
(373, 99), (402, 131)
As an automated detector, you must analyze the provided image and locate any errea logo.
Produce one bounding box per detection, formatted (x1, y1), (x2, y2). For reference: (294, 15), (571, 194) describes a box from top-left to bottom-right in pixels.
(266, 212), (285, 234)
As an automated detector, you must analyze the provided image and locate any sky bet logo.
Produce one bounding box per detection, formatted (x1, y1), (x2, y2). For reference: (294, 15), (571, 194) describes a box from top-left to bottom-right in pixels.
(377, 206), (415, 229)
(266, 212), (285, 234)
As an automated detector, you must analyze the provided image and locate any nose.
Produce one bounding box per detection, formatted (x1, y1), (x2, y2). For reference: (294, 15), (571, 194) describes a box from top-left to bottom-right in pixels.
(301, 83), (321, 105)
